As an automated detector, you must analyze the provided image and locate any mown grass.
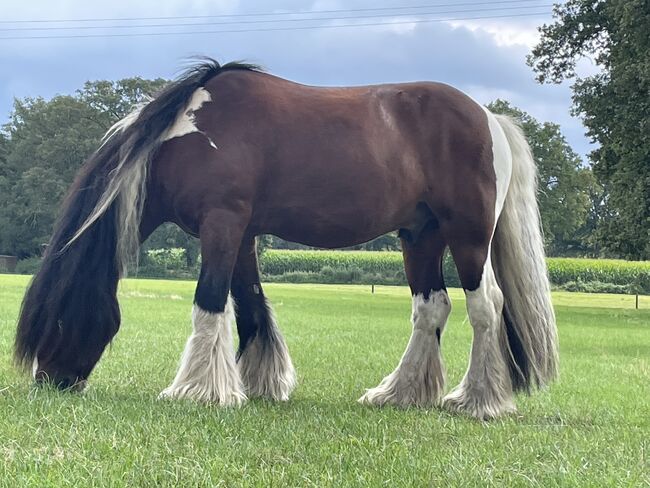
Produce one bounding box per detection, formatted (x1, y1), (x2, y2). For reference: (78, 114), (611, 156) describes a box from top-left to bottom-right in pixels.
(0, 274), (648, 487)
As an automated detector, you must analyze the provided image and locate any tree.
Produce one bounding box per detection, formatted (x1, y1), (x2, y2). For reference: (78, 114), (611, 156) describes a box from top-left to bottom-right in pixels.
(141, 223), (200, 268)
(487, 99), (596, 255)
(0, 78), (169, 258)
(528, 0), (650, 259)
(0, 96), (103, 256)
(77, 77), (167, 129)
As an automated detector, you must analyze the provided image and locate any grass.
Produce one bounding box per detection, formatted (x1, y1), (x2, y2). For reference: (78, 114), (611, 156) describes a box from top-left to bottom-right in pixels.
(0, 274), (648, 487)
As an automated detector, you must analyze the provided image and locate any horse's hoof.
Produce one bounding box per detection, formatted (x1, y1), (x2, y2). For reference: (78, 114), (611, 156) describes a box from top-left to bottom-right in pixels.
(442, 388), (516, 420)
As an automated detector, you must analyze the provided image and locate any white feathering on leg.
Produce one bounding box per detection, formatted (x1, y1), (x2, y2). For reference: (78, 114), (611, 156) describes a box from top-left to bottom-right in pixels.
(359, 290), (450, 408)
(442, 260), (516, 419)
(159, 297), (246, 406)
(237, 300), (296, 401)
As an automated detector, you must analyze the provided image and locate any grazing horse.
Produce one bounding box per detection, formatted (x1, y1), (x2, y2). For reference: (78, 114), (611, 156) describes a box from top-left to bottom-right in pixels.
(15, 59), (558, 419)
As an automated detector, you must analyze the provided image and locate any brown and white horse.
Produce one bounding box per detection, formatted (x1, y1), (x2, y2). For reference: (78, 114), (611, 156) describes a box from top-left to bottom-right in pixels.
(15, 59), (558, 419)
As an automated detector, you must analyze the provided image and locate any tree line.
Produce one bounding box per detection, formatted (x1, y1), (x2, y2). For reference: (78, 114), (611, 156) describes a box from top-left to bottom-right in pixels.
(1, 0), (648, 261)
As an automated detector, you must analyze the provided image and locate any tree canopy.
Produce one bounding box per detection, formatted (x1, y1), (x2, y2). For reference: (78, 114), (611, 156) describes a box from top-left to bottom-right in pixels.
(0, 78), (167, 258)
(528, 0), (650, 259)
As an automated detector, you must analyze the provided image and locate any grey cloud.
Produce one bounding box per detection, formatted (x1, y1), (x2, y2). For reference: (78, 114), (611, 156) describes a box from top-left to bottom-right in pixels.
(0, 3), (592, 158)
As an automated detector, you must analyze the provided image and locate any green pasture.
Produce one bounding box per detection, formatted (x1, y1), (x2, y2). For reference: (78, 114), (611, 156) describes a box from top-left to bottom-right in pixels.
(0, 274), (648, 486)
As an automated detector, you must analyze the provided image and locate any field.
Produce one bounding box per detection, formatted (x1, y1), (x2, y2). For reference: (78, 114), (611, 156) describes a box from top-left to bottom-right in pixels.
(0, 274), (648, 486)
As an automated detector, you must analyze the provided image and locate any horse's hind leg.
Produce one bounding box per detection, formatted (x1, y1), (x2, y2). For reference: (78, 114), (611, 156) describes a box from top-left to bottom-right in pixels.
(442, 226), (516, 419)
(359, 223), (450, 407)
(159, 209), (248, 406)
(232, 237), (296, 401)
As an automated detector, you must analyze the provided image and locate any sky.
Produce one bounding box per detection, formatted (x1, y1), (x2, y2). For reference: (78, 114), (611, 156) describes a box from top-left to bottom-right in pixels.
(0, 0), (595, 159)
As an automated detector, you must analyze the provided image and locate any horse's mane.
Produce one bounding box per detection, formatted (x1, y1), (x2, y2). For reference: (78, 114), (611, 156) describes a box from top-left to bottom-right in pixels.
(14, 58), (261, 373)
(177, 58), (262, 82)
(64, 58), (262, 272)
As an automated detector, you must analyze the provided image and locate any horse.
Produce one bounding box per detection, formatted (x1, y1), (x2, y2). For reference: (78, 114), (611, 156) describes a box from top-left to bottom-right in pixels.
(14, 59), (558, 419)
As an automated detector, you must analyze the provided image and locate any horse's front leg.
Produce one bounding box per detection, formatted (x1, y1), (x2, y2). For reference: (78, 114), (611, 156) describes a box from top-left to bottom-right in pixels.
(232, 237), (296, 401)
(159, 209), (248, 406)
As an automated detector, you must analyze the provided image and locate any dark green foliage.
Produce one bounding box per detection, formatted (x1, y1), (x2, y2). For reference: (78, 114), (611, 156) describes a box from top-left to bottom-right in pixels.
(15, 250), (650, 294)
(528, 0), (650, 259)
(13, 257), (42, 275)
(546, 257), (650, 292)
(0, 78), (167, 258)
(140, 223), (200, 270)
(555, 280), (634, 295)
(0, 96), (100, 257)
(258, 250), (650, 293)
(136, 247), (199, 280)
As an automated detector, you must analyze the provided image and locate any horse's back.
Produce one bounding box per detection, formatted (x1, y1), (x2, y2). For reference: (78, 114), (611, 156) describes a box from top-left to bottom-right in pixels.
(200, 69), (493, 176)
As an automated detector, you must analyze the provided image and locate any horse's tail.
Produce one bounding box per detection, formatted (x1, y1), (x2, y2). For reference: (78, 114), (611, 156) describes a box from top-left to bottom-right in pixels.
(490, 114), (559, 393)
(14, 59), (252, 380)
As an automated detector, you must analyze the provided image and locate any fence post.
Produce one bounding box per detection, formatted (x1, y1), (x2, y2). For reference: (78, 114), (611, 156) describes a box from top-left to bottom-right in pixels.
(372, 284), (375, 294)
(636, 294), (639, 310)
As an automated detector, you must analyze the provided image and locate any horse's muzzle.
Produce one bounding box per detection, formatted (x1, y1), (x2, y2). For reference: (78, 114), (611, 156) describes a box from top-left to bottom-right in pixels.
(34, 371), (88, 392)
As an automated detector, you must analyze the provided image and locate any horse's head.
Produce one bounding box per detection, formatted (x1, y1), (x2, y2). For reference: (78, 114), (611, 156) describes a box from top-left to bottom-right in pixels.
(31, 339), (110, 392)
(17, 251), (121, 392)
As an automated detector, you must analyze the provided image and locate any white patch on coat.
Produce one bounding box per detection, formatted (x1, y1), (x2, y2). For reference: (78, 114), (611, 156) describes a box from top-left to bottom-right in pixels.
(237, 300), (296, 401)
(159, 297), (246, 406)
(482, 106), (512, 217)
(359, 290), (451, 407)
(101, 86), (213, 145)
(379, 101), (397, 131)
(32, 356), (39, 379)
(163, 87), (212, 142)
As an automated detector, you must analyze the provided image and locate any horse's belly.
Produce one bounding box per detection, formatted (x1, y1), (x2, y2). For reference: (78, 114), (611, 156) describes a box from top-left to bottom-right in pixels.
(257, 191), (416, 248)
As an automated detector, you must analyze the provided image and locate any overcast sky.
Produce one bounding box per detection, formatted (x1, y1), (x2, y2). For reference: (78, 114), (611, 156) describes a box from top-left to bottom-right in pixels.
(0, 0), (595, 159)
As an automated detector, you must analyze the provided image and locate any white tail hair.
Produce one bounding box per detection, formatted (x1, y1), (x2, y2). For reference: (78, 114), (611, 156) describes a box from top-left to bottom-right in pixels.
(491, 114), (559, 391)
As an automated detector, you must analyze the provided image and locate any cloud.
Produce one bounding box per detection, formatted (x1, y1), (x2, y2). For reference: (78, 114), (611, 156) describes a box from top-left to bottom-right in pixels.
(0, 1), (592, 158)
(446, 18), (543, 48)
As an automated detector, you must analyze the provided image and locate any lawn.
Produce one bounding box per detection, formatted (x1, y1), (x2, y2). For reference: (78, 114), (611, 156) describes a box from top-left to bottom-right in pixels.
(0, 274), (648, 486)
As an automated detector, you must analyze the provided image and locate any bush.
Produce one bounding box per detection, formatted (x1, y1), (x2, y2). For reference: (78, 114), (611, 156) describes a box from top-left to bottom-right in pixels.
(12, 248), (650, 295)
(15, 257), (42, 275)
(547, 257), (650, 292)
(260, 250), (650, 293)
(260, 250), (461, 287)
(555, 280), (634, 295)
(136, 248), (198, 279)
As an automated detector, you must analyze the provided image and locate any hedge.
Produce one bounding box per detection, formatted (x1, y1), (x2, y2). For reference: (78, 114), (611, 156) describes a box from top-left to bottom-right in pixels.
(546, 258), (650, 292)
(11, 249), (650, 294)
(260, 250), (650, 293)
